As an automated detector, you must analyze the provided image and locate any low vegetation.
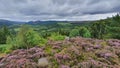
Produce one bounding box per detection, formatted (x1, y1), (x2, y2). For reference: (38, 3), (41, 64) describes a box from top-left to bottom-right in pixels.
(0, 37), (120, 68)
(0, 14), (120, 68)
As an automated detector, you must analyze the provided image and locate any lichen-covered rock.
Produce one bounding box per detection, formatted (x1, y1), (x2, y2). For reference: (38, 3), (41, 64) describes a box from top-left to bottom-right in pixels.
(38, 58), (49, 67)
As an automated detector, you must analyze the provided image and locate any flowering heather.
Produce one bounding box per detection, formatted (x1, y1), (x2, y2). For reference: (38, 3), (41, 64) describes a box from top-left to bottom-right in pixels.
(108, 39), (120, 46)
(0, 37), (120, 68)
(60, 65), (70, 68)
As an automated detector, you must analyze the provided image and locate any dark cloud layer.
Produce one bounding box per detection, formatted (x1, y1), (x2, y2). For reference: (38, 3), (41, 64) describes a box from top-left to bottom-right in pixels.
(0, 0), (119, 21)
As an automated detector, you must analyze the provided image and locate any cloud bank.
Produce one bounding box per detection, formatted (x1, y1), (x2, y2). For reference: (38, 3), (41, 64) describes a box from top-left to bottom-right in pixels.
(0, 0), (119, 21)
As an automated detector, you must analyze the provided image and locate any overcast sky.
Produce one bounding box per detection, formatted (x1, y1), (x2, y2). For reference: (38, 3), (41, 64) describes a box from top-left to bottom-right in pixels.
(0, 0), (119, 21)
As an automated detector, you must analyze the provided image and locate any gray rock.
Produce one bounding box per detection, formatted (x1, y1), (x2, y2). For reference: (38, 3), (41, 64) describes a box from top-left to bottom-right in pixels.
(38, 57), (49, 67)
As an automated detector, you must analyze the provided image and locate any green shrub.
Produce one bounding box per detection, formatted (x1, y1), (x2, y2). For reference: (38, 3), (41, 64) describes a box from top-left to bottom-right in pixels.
(69, 29), (79, 37)
(15, 25), (46, 49)
(0, 44), (12, 53)
(79, 27), (91, 38)
(49, 32), (65, 41)
(0, 45), (6, 53)
(0, 26), (10, 44)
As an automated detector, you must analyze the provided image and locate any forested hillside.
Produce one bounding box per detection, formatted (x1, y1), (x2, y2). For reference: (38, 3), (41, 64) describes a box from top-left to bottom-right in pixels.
(0, 14), (120, 68)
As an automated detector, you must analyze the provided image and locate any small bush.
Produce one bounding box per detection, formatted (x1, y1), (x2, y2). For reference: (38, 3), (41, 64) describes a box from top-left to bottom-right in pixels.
(49, 33), (65, 41)
(0, 44), (12, 53)
(15, 25), (46, 49)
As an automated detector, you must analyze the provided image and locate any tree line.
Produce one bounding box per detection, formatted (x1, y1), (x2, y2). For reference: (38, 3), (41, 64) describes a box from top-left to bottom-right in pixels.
(0, 14), (120, 53)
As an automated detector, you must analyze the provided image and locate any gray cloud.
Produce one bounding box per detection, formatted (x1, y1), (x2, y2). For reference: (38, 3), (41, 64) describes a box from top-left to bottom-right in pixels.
(0, 0), (119, 21)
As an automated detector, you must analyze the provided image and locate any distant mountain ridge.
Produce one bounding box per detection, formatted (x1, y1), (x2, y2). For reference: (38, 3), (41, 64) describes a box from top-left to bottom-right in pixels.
(26, 21), (70, 25)
(0, 19), (26, 26)
(26, 20), (94, 25)
(0, 19), (94, 26)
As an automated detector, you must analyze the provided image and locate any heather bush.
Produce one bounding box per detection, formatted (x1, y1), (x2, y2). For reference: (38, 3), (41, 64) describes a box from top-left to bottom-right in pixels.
(78, 59), (112, 68)
(60, 65), (70, 68)
(0, 37), (120, 68)
(0, 47), (47, 68)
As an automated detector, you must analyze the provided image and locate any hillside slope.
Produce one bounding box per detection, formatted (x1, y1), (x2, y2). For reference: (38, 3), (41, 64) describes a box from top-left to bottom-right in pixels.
(0, 19), (25, 26)
(0, 37), (120, 68)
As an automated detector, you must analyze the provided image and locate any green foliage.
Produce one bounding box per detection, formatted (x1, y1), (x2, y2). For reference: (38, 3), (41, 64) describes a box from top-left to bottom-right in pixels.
(91, 20), (107, 39)
(16, 25), (46, 49)
(0, 14), (120, 55)
(89, 13), (120, 39)
(38, 37), (47, 46)
(79, 27), (91, 38)
(24, 29), (40, 46)
(0, 26), (10, 44)
(0, 45), (6, 53)
(40, 31), (51, 38)
(57, 23), (72, 27)
(0, 44), (12, 53)
(107, 14), (120, 39)
(49, 32), (65, 41)
(6, 36), (13, 44)
(58, 28), (70, 36)
(69, 29), (79, 37)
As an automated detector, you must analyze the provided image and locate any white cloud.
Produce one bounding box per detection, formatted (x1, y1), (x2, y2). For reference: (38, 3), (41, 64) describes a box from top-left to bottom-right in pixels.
(0, 0), (119, 21)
